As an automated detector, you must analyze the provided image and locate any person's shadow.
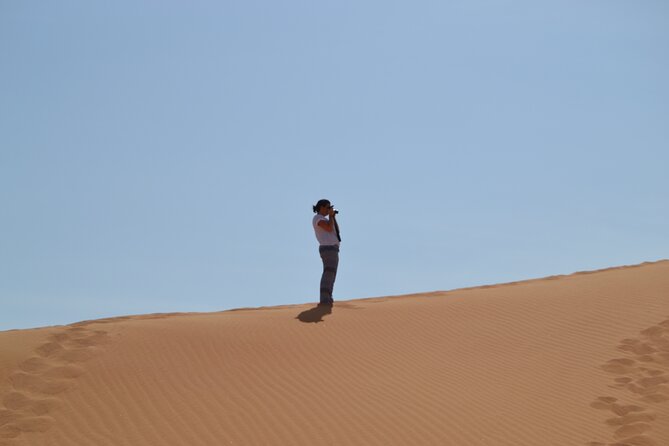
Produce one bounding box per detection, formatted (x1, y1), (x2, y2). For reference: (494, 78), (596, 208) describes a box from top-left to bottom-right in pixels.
(296, 305), (332, 323)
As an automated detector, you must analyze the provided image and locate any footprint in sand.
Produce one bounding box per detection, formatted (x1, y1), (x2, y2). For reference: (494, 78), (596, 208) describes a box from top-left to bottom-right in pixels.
(618, 340), (657, 355)
(589, 318), (669, 446)
(2, 392), (60, 415)
(9, 373), (73, 396)
(0, 324), (110, 443)
(601, 358), (636, 375)
(590, 397), (644, 417)
(18, 357), (50, 374)
(35, 342), (63, 358)
(613, 422), (653, 439)
(0, 409), (20, 428)
(656, 353), (669, 366)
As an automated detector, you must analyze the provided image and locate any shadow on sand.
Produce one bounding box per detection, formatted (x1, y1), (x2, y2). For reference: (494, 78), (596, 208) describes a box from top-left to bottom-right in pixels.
(296, 305), (332, 323)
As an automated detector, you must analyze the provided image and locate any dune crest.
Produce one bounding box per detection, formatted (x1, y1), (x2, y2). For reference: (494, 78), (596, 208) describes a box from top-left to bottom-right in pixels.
(1, 260), (668, 445)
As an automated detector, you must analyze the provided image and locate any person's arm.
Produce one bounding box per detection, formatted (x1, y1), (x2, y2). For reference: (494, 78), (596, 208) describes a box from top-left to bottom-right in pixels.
(317, 209), (337, 232)
(317, 217), (335, 232)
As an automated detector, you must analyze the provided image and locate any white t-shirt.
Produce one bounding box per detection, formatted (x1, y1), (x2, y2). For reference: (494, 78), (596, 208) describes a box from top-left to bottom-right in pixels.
(312, 214), (340, 246)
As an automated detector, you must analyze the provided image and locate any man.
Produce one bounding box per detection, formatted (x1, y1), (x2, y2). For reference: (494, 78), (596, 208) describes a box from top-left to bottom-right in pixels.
(312, 199), (340, 306)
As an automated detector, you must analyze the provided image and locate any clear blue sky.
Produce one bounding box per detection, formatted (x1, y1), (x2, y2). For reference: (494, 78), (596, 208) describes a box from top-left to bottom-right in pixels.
(1, 1), (667, 330)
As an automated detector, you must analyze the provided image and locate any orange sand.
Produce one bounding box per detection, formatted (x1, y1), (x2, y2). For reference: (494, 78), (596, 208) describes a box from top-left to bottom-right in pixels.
(1, 260), (668, 446)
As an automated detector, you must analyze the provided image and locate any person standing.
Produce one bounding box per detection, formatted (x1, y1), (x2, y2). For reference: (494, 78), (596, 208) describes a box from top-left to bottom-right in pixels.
(312, 199), (341, 306)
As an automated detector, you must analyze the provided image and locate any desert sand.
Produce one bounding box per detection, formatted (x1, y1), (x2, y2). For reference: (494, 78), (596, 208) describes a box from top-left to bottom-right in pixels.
(1, 260), (668, 446)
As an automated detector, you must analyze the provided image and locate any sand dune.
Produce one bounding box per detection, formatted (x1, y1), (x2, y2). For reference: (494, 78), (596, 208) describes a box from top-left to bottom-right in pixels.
(1, 260), (668, 445)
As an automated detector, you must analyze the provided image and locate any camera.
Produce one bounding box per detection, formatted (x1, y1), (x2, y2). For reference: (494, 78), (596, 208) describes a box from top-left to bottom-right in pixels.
(333, 209), (339, 215)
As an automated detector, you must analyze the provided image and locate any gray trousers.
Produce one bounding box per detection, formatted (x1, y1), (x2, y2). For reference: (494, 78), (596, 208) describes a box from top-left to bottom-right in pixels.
(319, 245), (339, 303)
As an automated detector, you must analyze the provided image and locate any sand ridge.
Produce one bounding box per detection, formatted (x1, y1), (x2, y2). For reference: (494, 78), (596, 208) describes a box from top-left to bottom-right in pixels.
(1, 259), (668, 445)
